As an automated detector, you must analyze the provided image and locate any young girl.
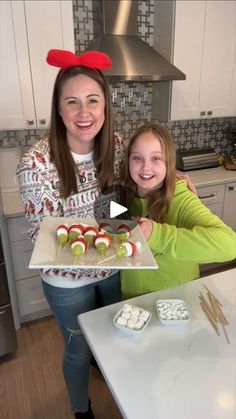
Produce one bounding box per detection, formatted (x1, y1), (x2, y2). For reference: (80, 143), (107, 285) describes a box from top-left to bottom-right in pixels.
(121, 123), (236, 299)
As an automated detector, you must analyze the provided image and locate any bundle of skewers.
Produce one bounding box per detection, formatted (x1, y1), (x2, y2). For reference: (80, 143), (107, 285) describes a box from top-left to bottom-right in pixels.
(199, 285), (230, 344)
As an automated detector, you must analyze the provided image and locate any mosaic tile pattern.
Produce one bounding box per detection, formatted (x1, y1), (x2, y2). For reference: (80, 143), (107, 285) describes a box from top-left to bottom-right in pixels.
(111, 82), (152, 141)
(1, 0), (235, 159)
(138, 0), (154, 46)
(0, 129), (47, 152)
(1, 118), (235, 157)
(164, 118), (236, 156)
(73, 0), (94, 52)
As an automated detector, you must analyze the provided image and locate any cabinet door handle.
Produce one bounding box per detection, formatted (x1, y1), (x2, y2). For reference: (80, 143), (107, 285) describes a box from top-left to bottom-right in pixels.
(30, 298), (46, 305)
(207, 110), (213, 115)
(27, 120), (34, 125)
(38, 119), (46, 125)
(228, 186), (234, 191)
(200, 111), (206, 116)
(199, 193), (215, 199)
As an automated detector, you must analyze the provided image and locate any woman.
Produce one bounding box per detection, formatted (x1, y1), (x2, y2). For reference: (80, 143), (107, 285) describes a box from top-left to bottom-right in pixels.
(121, 123), (236, 298)
(16, 49), (125, 419)
(17, 51), (196, 418)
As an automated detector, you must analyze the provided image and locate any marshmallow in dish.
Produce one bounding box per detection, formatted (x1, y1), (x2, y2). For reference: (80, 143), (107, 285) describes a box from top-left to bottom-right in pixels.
(113, 303), (151, 333)
(156, 299), (190, 325)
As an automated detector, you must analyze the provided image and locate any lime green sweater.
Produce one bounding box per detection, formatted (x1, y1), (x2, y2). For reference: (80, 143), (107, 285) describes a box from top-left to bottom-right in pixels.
(121, 180), (236, 299)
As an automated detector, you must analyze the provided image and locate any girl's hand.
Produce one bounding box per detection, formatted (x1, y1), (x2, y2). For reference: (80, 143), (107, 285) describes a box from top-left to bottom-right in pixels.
(138, 217), (153, 240)
(176, 171), (197, 195)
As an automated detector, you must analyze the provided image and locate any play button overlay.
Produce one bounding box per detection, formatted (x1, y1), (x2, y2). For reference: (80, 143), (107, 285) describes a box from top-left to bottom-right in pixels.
(93, 184), (141, 233)
(110, 201), (127, 218)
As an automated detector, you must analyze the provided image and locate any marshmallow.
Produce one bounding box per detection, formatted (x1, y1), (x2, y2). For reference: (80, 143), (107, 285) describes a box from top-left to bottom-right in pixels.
(115, 304), (151, 332)
(117, 317), (127, 326)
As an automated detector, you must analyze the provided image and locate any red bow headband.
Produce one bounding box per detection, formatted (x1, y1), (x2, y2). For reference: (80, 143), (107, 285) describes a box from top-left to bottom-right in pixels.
(46, 49), (112, 71)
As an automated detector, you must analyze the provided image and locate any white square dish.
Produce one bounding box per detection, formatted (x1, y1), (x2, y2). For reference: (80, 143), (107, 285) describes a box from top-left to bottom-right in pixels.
(156, 299), (191, 325)
(113, 303), (151, 334)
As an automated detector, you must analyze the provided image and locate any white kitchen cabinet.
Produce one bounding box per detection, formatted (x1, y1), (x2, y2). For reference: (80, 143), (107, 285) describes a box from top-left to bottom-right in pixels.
(7, 216), (51, 322)
(0, 0), (74, 130)
(196, 182), (236, 232)
(222, 182), (236, 231)
(153, 1), (236, 121)
(16, 277), (49, 318)
(196, 184), (225, 219)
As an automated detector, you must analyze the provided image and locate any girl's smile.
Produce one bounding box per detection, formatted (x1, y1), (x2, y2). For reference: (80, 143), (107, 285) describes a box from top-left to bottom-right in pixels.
(129, 132), (166, 196)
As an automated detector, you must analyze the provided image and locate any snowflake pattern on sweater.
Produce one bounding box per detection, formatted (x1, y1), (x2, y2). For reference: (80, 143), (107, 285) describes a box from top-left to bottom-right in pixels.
(16, 133), (125, 283)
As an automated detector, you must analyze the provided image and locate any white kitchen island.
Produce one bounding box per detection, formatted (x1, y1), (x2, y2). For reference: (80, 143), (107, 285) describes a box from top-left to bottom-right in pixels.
(78, 269), (236, 419)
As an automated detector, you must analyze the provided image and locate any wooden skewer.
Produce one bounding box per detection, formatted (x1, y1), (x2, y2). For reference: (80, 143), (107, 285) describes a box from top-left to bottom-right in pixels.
(56, 243), (62, 258)
(212, 298), (229, 326)
(97, 254), (117, 265)
(199, 293), (216, 320)
(73, 255), (78, 266)
(204, 288), (228, 325)
(207, 292), (218, 319)
(203, 285), (223, 307)
(200, 301), (220, 336)
(220, 322), (230, 344)
(64, 240), (71, 249)
(200, 287), (230, 344)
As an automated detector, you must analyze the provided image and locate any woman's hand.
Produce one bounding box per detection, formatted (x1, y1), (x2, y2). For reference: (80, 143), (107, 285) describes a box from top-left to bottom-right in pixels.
(176, 171), (197, 195)
(138, 217), (153, 240)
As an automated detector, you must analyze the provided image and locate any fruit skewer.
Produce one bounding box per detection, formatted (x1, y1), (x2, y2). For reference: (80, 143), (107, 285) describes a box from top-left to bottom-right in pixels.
(116, 240), (141, 257)
(57, 224), (69, 245)
(71, 236), (88, 265)
(68, 224), (85, 242)
(97, 240), (142, 265)
(116, 224), (131, 243)
(94, 234), (112, 256)
(84, 226), (97, 245)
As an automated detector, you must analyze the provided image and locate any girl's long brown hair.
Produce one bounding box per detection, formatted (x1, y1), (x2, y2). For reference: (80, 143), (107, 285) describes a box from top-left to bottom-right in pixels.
(48, 66), (114, 198)
(123, 123), (176, 223)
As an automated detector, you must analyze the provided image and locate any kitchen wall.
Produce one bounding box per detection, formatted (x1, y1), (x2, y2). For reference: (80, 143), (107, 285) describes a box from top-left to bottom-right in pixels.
(0, 0), (235, 156)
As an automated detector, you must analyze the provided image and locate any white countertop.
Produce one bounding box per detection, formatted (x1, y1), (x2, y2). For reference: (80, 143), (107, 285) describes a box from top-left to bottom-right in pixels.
(78, 269), (236, 419)
(185, 166), (236, 187)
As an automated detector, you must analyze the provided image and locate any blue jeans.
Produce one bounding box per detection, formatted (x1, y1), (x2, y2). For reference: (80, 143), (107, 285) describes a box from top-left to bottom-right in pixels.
(42, 272), (121, 413)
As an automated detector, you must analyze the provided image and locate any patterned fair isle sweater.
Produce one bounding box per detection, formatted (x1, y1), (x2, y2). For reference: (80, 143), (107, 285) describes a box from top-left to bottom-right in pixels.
(16, 133), (125, 288)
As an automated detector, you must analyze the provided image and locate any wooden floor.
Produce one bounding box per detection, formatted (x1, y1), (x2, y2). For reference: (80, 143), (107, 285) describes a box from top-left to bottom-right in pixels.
(0, 316), (123, 419)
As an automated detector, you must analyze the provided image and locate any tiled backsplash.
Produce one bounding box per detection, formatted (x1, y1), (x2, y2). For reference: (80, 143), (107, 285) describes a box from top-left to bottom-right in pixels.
(1, 118), (235, 157)
(1, 0), (236, 156)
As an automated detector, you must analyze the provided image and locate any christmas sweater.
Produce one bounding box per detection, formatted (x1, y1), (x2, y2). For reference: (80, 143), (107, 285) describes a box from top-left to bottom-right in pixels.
(16, 134), (125, 288)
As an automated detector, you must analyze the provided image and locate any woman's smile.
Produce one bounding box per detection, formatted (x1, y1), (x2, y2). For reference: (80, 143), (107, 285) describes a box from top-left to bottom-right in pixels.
(58, 74), (105, 153)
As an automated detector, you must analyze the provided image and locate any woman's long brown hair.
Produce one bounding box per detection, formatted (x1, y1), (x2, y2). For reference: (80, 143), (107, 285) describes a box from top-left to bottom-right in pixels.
(123, 123), (176, 223)
(48, 66), (114, 198)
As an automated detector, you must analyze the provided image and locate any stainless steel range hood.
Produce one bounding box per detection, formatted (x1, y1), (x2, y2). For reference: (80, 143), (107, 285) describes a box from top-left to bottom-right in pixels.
(85, 0), (186, 82)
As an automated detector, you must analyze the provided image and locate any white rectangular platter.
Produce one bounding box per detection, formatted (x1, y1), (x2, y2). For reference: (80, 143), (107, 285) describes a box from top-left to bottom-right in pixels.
(29, 216), (158, 270)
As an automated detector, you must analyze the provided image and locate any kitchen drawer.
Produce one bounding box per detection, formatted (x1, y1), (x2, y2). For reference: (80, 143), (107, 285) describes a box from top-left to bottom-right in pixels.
(196, 184), (225, 219)
(7, 216), (30, 242)
(196, 184), (225, 204)
(11, 240), (39, 280)
(16, 276), (49, 316)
